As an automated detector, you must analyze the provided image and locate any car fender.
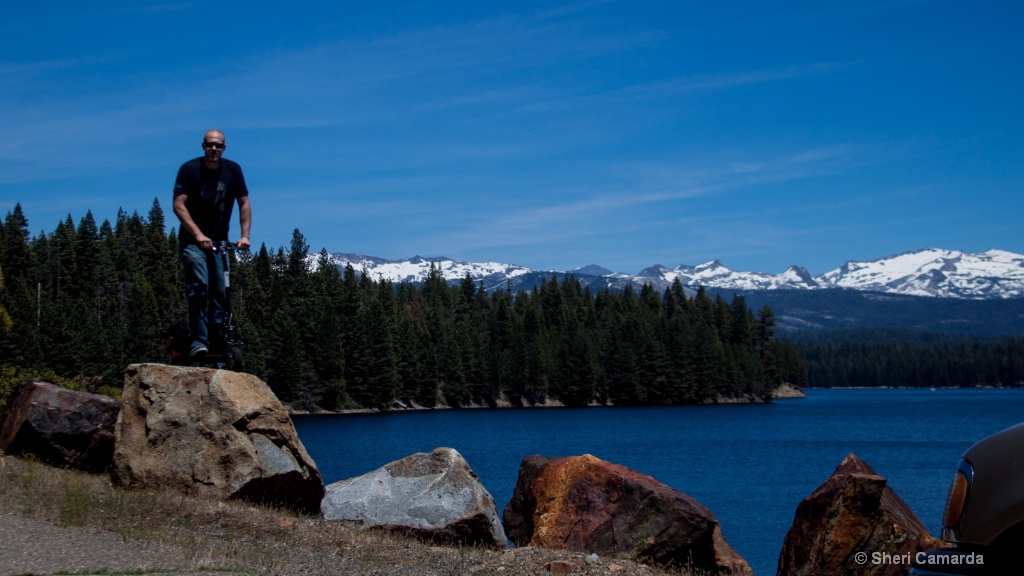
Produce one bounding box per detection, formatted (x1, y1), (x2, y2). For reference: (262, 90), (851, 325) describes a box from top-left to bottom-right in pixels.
(959, 422), (1024, 545)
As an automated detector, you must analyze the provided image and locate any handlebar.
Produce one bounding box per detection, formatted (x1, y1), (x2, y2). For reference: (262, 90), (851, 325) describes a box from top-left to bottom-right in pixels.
(210, 241), (249, 252)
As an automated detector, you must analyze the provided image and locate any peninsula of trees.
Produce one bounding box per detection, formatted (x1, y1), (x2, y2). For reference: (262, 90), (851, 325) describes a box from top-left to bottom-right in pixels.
(0, 200), (805, 410)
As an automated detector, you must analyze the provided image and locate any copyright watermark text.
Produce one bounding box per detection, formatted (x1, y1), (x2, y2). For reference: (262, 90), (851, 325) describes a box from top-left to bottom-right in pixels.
(853, 550), (985, 567)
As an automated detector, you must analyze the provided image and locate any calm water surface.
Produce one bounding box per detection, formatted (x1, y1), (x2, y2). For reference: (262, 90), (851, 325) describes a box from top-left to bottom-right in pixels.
(293, 389), (1024, 576)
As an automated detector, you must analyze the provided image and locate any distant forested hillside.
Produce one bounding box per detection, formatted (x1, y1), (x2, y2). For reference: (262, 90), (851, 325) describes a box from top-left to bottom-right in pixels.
(0, 201), (803, 410)
(785, 329), (1024, 388)
(719, 288), (1024, 336)
(710, 288), (1024, 388)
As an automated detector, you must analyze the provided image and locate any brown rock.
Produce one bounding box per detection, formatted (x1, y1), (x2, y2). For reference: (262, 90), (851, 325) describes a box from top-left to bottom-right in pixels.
(0, 379), (119, 472)
(777, 453), (944, 576)
(503, 454), (752, 575)
(112, 363), (323, 514)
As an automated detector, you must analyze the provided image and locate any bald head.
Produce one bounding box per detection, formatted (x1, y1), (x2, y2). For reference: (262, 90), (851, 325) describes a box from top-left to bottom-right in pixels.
(201, 130), (226, 167)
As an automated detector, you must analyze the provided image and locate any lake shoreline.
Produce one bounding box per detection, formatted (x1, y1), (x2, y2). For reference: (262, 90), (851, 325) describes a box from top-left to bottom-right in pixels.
(289, 382), (808, 416)
(293, 388), (1024, 576)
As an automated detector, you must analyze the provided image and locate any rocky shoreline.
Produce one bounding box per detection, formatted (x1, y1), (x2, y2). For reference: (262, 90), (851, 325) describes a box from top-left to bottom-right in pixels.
(289, 382), (807, 416)
(770, 382), (807, 398)
(3, 368), (947, 576)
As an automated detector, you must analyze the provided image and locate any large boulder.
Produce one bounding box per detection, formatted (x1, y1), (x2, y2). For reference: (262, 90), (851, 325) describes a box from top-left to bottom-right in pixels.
(112, 363), (323, 514)
(321, 447), (508, 548)
(503, 454), (752, 575)
(777, 453), (944, 576)
(0, 379), (119, 472)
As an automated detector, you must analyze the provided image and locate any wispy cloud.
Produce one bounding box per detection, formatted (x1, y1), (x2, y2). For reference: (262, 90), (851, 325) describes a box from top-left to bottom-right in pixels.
(416, 88), (538, 111)
(3, 0), (1018, 274)
(402, 145), (871, 262)
(117, 3), (195, 14)
(617, 61), (862, 96)
(0, 55), (116, 76)
(518, 60), (863, 114)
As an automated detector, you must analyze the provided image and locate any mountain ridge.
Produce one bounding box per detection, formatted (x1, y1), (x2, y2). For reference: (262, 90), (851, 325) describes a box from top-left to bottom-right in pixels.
(325, 247), (1024, 301)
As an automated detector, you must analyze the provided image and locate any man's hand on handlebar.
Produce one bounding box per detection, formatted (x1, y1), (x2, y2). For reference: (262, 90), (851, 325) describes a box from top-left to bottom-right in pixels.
(237, 236), (251, 251)
(210, 240), (250, 252)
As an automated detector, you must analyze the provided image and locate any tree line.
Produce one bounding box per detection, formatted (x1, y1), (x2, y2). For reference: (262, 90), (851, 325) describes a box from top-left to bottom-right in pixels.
(787, 329), (1024, 388)
(0, 200), (805, 410)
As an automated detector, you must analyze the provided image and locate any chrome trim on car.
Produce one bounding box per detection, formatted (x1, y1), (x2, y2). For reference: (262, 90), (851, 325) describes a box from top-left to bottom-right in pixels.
(941, 459), (975, 542)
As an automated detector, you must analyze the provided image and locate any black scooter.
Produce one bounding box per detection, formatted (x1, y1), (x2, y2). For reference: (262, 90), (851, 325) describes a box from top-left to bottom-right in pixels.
(163, 242), (246, 371)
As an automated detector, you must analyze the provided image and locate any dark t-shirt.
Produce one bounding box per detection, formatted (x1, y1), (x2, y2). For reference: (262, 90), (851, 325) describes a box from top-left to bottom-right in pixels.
(173, 157), (249, 244)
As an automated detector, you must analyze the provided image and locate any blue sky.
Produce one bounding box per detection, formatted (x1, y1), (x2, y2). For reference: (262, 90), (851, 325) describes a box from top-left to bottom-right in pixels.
(1, 1), (1021, 275)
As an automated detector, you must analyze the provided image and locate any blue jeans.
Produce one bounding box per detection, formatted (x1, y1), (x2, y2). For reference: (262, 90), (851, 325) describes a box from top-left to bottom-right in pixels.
(181, 244), (230, 352)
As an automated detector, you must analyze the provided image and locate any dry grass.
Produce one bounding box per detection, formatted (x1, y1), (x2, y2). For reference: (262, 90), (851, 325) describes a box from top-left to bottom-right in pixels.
(0, 454), (686, 576)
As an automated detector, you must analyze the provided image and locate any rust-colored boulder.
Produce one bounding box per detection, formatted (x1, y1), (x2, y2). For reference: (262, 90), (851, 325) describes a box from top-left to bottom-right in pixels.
(0, 379), (119, 472)
(777, 453), (944, 576)
(503, 454), (752, 575)
(112, 364), (323, 514)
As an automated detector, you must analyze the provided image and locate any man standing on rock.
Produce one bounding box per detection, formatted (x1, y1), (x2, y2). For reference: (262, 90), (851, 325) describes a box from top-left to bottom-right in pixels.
(172, 129), (252, 357)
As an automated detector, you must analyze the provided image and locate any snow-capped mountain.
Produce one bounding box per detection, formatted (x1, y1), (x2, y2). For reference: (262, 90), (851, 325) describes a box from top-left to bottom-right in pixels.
(818, 248), (1024, 299)
(636, 261), (826, 292)
(329, 254), (535, 290)
(327, 248), (1024, 300)
(634, 248), (1024, 299)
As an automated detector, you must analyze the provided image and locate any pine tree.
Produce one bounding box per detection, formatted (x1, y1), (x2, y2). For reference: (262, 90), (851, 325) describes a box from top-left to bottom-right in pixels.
(141, 199), (178, 323)
(2, 204), (32, 278)
(0, 266), (12, 335)
(350, 295), (400, 409)
(0, 204), (40, 367)
(755, 305), (780, 391)
(2, 203), (816, 406)
(309, 249), (345, 408)
(265, 304), (305, 402)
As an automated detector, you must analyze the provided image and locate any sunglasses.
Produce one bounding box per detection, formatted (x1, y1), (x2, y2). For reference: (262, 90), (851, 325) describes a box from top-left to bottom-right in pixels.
(203, 141), (225, 150)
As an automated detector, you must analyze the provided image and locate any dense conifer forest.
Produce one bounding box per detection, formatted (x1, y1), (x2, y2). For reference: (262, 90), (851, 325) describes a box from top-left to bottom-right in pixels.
(787, 329), (1024, 389)
(0, 201), (804, 410)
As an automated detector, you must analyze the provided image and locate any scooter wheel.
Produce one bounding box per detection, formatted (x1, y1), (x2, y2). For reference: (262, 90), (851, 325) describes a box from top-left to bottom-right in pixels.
(229, 346), (245, 372)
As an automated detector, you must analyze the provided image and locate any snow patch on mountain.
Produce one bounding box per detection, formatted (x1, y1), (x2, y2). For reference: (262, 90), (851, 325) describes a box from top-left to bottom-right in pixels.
(818, 248), (1024, 299)
(329, 253), (535, 287)
(323, 248), (1024, 300)
(638, 260), (827, 291)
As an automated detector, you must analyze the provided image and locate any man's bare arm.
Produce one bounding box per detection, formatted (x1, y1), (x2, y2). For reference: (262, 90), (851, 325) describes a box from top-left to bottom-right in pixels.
(236, 196), (251, 250)
(173, 193), (213, 249)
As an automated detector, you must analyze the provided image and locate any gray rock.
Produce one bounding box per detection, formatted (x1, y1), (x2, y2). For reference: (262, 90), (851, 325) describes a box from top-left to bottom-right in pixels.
(321, 447), (508, 548)
(0, 379), (120, 472)
(111, 363), (324, 514)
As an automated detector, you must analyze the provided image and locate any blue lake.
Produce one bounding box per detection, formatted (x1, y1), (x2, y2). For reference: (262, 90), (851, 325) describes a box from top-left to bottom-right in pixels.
(293, 388), (1024, 576)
